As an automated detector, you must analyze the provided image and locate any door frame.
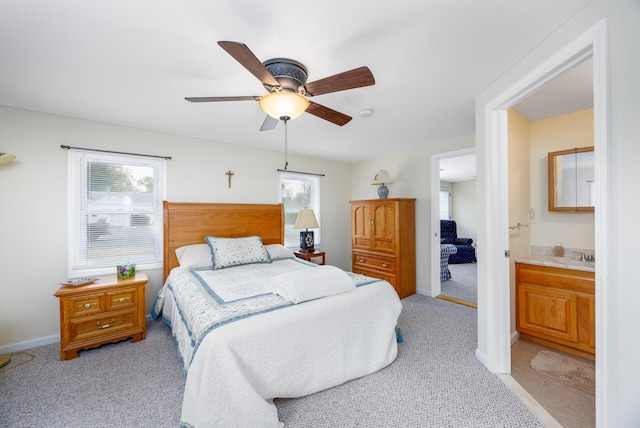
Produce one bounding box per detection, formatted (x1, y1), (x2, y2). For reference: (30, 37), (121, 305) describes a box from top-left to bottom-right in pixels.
(429, 147), (476, 298)
(478, 18), (609, 424)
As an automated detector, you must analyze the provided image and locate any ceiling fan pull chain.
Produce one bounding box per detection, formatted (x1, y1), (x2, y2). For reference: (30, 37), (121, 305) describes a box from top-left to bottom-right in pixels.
(283, 117), (289, 170)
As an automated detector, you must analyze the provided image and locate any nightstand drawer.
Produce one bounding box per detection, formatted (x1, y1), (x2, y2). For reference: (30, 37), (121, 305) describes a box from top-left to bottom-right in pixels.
(106, 288), (137, 311)
(352, 252), (395, 273)
(70, 294), (105, 317)
(70, 310), (137, 343)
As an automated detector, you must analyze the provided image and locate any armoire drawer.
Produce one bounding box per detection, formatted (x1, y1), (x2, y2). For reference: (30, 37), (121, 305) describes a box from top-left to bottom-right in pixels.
(352, 252), (395, 273)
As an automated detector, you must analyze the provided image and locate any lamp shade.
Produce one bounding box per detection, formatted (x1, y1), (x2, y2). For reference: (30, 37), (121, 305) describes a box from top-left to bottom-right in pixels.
(0, 152), (16, 164)
(259, 92), (310, 120)
(371, 169), (393, 185)
(293, 209), (319, 230)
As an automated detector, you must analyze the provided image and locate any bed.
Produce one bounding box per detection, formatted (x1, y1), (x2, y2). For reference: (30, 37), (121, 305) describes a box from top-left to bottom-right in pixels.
(152, 201), (403, 428)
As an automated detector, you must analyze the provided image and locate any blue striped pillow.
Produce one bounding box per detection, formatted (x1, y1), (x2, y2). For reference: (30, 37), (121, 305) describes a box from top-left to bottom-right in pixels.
(205, 235), (271, 270)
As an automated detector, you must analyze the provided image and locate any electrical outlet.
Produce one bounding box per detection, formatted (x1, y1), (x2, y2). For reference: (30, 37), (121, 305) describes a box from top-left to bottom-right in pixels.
(528, 208), (535, 219)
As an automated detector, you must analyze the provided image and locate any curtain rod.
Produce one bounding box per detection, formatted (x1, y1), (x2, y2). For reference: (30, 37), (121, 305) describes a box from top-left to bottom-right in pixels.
(277, 169), (325, 177)
(60, 145), (172, 160)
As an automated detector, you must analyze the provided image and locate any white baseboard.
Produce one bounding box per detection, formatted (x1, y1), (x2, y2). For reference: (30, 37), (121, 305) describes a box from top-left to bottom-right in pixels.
(0, 334), (59, 355)
(511, 330), (520, 345)
(415, 287), (432, 297)
(475, 348), (489, 368)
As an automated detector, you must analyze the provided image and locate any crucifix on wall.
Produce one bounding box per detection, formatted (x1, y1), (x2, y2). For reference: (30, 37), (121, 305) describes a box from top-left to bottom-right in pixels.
(225, 170), (234, 188)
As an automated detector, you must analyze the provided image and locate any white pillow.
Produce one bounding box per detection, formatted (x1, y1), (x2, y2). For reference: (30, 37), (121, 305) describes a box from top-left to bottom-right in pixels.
(205, 235), (271, 270)
(175, 244), (212, 270)
(265, 244), (295, 261)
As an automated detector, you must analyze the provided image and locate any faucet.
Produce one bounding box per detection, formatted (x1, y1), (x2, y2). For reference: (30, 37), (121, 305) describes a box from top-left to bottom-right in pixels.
(573, 252), (594, 262)
(573, 252), (587, 261)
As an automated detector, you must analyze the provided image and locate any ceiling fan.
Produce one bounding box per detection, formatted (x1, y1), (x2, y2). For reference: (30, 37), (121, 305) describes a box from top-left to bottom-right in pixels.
(185, 41), (375, 131)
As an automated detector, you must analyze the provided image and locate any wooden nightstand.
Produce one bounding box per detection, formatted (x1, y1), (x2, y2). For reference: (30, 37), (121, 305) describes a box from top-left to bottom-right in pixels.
(294, 250), (326, 265)
(54, 272), (148, 361)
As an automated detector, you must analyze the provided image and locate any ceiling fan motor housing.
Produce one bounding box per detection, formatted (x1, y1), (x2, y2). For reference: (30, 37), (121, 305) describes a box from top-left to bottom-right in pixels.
(263, 58), (308, 94)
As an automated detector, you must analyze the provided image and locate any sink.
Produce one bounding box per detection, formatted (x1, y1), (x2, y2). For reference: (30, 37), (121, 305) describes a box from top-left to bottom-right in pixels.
(561, 258), (593, 267)
(519, 254), (595, 271)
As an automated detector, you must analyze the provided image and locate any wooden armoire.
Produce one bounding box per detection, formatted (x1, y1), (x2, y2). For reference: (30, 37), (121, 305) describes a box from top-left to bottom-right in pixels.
(350, 198), (416, 298)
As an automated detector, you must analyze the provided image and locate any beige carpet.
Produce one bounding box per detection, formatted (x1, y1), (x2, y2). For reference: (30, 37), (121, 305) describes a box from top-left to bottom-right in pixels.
(530, 350), (595, 394)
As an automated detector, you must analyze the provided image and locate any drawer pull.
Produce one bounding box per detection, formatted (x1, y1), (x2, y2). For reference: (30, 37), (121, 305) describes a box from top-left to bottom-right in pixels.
(96, 319), (116, 329)
(115, 297), (130, 303)
(380, 262), (389, 267)
(84, 303), (93, 308)
(358, 258), (366, 263)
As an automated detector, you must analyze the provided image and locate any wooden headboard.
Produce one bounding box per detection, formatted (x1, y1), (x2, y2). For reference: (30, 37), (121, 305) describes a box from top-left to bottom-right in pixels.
(163, 201), (284, 280)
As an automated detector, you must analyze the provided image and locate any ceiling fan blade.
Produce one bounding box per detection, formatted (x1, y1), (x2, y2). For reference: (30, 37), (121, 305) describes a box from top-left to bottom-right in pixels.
(306, 102), (352, 126)
(185, 96), (259, 102)
(304, 66), (375, 97)
(218, 41), (280, 88)
(260, 115), (278, 131)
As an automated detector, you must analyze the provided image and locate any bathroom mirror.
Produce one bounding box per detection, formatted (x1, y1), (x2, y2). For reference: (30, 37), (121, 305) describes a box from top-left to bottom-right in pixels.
(548, 146), (595, 211)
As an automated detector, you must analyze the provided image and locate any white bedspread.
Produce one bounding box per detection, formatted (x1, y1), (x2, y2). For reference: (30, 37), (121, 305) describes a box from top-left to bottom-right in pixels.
(153, 259), (402, 428)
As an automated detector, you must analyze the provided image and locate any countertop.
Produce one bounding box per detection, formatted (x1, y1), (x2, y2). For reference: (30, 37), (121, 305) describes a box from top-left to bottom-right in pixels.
(514, 254), (595, 272)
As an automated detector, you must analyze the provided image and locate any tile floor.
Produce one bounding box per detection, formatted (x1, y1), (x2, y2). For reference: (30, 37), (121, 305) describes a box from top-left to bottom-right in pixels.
(511, 339), (595, 428)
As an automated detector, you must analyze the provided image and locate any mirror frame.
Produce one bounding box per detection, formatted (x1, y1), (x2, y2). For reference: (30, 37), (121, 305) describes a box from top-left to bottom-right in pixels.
(548, 146), (595, 212)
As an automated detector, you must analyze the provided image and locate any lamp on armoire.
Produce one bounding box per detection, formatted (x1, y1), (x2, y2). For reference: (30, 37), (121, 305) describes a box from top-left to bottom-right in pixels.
(294, 209), (319, 253)
(371, 169), (393, 199)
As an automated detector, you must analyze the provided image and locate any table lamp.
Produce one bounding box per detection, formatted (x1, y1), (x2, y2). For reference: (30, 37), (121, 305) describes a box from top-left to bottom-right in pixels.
(294, 209), (319, 253)
(371, 169), (393, 199)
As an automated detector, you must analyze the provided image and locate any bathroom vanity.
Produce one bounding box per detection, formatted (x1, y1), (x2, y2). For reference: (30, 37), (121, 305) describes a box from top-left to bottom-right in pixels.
(515, 258), (595, 360)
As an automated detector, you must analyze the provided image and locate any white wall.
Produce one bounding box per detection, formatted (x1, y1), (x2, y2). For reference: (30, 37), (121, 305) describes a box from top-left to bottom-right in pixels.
(0, 106), (352, 351)
(451, 180), (477, 243)
(476, 0), (640, 425)
(530, 108), (595, 250)
(508, 108), (532, 336)
(350, 135), (475, 296)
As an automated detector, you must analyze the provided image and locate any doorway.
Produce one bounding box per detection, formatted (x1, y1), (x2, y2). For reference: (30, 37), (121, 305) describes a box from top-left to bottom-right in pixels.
(429, 147), (476, 300)
(478, 19), (608, 425)
(430, 150), (477, 307)
(507, 59), (595, 425)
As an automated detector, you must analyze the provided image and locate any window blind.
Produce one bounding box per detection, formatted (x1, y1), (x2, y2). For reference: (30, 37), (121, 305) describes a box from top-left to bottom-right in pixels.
(68, 149), (167, 276)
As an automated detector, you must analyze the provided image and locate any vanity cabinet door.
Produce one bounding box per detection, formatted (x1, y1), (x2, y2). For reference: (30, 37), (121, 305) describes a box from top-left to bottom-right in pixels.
(517, 284), (578, 343)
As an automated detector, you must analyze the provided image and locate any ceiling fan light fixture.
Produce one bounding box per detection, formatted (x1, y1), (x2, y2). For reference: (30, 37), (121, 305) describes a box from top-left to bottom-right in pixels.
(0, 152), (17, 164)
(259, 92), (309, 121)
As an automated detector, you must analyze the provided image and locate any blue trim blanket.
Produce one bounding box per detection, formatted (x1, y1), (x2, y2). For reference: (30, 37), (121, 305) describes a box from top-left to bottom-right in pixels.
(151, 259), (402, 428)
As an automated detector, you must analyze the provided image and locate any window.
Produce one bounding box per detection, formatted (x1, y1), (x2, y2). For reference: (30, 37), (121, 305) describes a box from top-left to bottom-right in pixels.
(68, 149), (167, 277)
(278, 172), (321, 248)
(440, 185), (452, 220)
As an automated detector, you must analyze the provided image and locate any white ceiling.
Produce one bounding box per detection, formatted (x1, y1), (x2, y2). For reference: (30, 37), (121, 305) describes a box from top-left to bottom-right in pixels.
(440, 57), (593, 183)
(513, 57), (593, 122)
(0, 0), (591, 164)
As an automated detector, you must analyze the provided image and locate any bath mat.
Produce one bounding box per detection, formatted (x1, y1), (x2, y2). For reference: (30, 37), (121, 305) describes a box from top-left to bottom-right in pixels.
(530, 350), (595, 394)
